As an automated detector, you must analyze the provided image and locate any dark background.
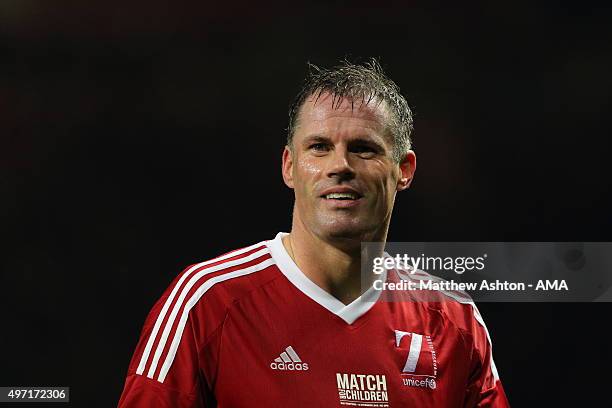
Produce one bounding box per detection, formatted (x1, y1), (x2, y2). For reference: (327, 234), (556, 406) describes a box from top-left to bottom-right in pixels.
(1, 2), (611, 407)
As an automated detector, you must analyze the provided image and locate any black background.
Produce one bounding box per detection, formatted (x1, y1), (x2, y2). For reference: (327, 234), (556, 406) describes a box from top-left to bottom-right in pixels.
(1, 2), (611, 407)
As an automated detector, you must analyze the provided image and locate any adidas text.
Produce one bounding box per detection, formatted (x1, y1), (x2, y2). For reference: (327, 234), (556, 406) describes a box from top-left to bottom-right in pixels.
(270, 362), (309, 371)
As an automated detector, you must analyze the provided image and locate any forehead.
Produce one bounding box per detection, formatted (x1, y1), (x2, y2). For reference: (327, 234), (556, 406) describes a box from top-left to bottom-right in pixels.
(295, 92), (390, 138)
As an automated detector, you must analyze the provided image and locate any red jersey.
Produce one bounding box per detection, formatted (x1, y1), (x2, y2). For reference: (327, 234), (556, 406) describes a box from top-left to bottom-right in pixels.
(118, 232), (510, 407)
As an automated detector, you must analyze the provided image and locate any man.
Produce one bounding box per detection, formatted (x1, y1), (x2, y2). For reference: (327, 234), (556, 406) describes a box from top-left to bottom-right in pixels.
(118, 59), (510, 407)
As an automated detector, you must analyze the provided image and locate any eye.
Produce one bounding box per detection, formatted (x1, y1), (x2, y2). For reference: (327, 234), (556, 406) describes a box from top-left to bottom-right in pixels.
(351, 144), (378, 157)
(310, 143), (330, 152)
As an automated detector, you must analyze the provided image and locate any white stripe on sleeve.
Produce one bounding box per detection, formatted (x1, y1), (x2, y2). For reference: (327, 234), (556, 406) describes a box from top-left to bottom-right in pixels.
(136, 242), (267, 376)
(157, 257), (275, 382)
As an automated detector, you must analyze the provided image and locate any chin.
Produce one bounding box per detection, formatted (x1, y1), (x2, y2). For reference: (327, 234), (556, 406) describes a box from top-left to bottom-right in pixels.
(318, 220), (372, 242)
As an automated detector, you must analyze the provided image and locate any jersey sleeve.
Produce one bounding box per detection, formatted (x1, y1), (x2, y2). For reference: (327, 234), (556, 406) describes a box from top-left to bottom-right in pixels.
(118, 267), (214, 408)
(463, 305), (511, 408)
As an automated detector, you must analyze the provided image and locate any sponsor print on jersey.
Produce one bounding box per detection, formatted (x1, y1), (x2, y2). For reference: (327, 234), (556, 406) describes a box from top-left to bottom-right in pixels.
(270, 346), (309, 371)
(394, 330), (438, 390)
(336, 373), (389, 407)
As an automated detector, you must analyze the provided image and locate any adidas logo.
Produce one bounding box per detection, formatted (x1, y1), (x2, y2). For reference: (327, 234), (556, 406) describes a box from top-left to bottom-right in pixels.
(270, 346), (309, 371)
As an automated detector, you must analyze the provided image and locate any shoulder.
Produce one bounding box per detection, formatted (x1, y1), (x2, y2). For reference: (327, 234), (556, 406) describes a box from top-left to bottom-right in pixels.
(165, 239), (282, 318)
(144, 238), (282, 342)
(129, 238), (282, 385)
(393, 267), (486, 334)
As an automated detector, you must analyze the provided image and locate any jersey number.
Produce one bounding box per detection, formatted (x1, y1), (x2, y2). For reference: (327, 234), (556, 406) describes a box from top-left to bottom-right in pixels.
(394, 330), (423, 373)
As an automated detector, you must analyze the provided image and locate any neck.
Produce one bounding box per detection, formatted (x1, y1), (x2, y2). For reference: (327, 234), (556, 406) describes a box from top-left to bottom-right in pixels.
(282, 216), (388, 305)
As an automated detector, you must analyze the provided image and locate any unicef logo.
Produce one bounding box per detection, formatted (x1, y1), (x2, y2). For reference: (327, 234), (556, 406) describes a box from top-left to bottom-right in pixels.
(428, 378), (437, 390)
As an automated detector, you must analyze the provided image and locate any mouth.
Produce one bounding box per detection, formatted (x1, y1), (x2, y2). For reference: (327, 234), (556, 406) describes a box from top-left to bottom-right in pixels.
(322, 192), (362, 201)
(319, 190), (364, 208)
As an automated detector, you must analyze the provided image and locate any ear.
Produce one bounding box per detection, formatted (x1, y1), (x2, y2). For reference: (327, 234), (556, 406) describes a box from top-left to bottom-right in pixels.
(282, 146), (295, 189)
(396, 150), (416, 191)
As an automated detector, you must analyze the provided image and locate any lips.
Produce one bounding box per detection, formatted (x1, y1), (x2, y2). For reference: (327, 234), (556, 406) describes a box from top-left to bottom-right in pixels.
(319, 187), (363, 201)
(319, 187), (364, 209)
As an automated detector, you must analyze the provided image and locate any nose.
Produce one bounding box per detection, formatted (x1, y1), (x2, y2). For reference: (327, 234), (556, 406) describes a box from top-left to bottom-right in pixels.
(326, 146), (355, 181)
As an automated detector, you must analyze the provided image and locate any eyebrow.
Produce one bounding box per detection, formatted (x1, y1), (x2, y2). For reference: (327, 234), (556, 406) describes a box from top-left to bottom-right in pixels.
(301, 135), (330, 145)
(302, 134), (385, 145)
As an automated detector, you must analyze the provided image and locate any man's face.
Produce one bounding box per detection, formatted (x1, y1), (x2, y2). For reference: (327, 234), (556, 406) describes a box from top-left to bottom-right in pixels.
(282, 93), (416, 243)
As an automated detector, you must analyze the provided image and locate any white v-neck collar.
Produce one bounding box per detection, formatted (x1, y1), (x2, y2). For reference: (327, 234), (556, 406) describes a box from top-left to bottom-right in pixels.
(266, 232), (385, 325)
